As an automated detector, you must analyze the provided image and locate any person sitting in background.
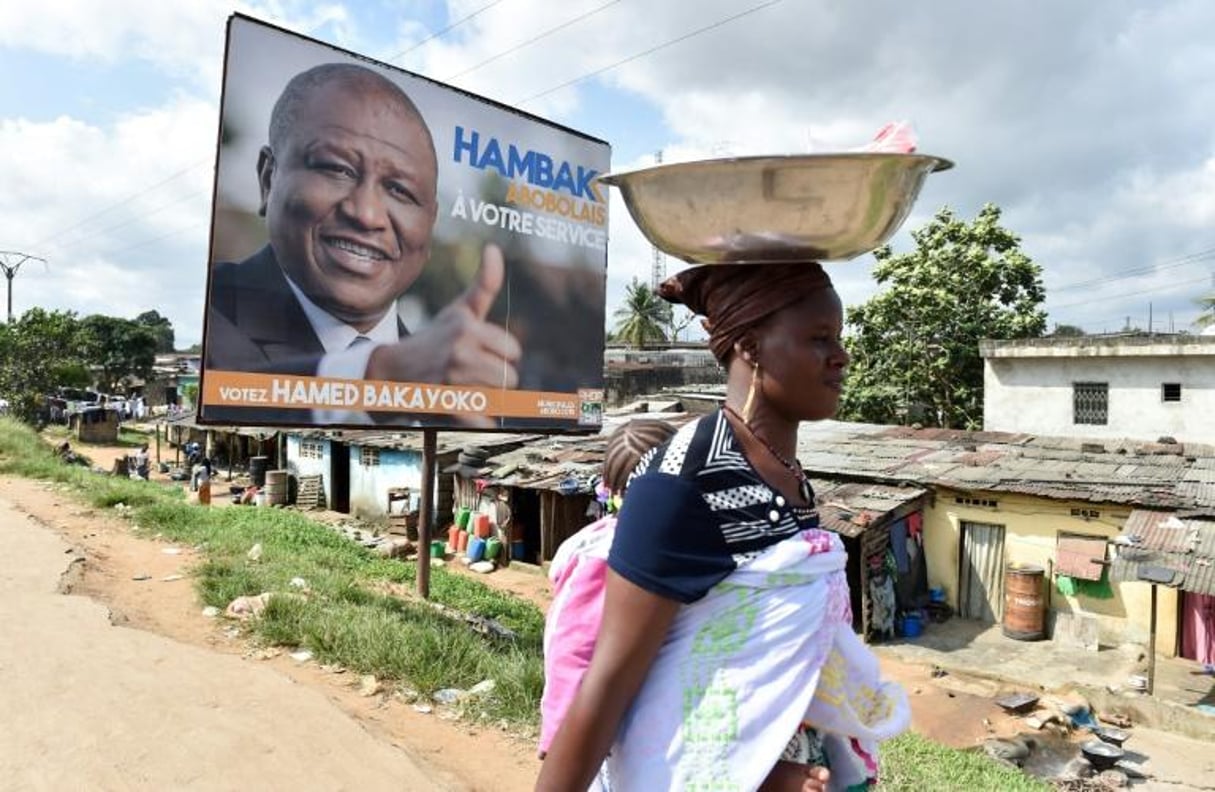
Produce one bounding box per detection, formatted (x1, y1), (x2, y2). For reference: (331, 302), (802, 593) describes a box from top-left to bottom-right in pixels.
(134, 444), (150, 480)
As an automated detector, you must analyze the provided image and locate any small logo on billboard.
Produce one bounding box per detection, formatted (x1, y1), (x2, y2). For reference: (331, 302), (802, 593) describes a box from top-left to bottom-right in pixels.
(578, 389), (604, 426)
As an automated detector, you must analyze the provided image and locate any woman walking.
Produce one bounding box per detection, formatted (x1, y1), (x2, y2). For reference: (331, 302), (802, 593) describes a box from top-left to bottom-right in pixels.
(537, 262), (908, 791)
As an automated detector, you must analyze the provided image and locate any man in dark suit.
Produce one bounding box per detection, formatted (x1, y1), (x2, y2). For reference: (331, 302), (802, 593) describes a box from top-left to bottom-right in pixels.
(205, 62), (520, 406)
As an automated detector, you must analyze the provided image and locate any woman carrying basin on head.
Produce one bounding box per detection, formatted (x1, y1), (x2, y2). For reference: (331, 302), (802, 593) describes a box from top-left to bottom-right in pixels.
(536, 261), (909, 792)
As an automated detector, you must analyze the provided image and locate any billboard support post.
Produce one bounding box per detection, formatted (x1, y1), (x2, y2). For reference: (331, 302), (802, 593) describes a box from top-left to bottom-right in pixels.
(417, 429), (437, 599)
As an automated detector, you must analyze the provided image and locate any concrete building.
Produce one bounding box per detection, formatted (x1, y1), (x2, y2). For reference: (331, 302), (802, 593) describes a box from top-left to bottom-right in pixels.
(981, 335), (1215, 443)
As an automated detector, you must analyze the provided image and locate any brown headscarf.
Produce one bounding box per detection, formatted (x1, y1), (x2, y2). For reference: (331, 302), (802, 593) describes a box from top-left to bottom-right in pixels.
(658, 262), (833, 363)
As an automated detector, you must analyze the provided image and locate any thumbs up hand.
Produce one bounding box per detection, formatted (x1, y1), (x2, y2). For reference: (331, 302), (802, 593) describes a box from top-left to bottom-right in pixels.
(366, 243), (521, 388)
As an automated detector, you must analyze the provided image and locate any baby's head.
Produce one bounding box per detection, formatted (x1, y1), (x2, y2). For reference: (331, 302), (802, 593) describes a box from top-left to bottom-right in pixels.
(602, 419), (678, 499)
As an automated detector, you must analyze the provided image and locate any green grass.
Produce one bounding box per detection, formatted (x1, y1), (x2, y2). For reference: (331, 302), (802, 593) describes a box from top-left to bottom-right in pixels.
(879, 732), (1053, 791)
(0, 415), (545, 729)
(117, 426), (154, 447)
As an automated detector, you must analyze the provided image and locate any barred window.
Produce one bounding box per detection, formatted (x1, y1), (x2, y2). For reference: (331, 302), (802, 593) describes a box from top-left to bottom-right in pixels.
(300, 440), (325, 459)
(360, 447), (380, 467)
(1162, 383), (1181, 402)
(1073, 382), (1108, 425)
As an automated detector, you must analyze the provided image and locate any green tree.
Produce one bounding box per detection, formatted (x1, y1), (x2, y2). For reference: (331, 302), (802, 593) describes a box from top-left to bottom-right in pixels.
(612, 278), (671, 349)
(1194, 294), (1215, 330)
(1051, 324), (1086, 337)
(0, 308), (87, 422)
(135, 310), (176, 353)
(78, 315), (158, 393)
(840, 204), (1046, 429)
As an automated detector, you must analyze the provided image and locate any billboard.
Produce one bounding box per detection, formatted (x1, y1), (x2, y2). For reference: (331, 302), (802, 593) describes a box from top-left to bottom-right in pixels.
(198, 14), (609, 432)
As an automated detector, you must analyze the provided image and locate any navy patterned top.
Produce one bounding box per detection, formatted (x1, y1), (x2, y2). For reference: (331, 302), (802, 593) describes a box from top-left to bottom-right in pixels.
(608, 410), (820, 603)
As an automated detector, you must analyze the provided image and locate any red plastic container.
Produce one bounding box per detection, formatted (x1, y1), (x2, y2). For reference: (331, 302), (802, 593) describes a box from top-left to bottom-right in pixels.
(473, 513), (491, 539)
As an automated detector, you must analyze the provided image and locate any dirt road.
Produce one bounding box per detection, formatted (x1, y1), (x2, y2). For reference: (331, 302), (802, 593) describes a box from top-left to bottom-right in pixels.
(0, 490), (448, 791)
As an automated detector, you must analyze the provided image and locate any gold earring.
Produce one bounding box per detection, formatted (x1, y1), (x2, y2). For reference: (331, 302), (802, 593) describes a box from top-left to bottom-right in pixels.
(742, 362), (761, 423)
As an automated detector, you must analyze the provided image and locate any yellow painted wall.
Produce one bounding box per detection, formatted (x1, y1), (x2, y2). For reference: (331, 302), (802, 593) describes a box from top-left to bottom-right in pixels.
(921, 489), (1180, 656)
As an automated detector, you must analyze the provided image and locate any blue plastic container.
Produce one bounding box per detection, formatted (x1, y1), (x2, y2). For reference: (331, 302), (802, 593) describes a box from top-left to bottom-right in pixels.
(467, 536), (486, 562)
(929, 587), (946, 603)
(902, 612), (923, 638)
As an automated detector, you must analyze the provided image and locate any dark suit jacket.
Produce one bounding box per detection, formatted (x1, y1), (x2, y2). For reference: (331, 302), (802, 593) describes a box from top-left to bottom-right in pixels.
(201, 245), (426, 428)
(204, 245), (326, 376)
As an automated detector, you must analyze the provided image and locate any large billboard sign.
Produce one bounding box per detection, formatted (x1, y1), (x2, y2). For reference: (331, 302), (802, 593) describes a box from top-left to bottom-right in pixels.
(198, 14), (609, 431)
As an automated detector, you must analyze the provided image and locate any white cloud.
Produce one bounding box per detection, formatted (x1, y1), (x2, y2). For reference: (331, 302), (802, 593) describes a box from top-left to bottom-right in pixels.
(0, 1), (356, 91)
(0, 96), (217, 341)
(5, 0), (1215, 343)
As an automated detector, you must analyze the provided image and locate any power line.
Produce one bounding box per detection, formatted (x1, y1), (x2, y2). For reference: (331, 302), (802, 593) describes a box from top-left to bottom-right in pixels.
(1048, 246), (1215, 293)
(93, 221), (209, 259)
(28, 159), (209, 252)
(385, 0), (510, 63)
(516, 0), (785, 105)
(445, 0), (625, 81)
(46, 189), (211, 254)
(1048, 273), (1213, 312)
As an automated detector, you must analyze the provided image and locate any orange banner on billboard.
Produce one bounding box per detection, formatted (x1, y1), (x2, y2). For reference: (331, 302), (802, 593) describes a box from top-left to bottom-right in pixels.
(203, 370), (603, 423)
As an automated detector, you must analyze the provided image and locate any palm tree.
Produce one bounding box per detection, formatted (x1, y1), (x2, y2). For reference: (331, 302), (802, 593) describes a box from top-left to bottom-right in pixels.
(612, 278), (670, 349)
(1195, 294), (1215, 329)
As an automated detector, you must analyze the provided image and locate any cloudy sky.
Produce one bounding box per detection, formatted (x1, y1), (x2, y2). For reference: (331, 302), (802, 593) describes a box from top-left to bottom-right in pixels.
(2, 0), (1213, 347)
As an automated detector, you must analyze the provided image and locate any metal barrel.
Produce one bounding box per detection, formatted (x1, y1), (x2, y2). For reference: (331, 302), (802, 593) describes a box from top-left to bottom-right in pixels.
(1003, 563), (1046, 641)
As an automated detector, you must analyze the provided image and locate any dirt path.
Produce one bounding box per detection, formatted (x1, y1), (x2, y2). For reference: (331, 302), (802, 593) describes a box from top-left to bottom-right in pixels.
(0, 485), (443, 791)
(0, 473), (542, 792)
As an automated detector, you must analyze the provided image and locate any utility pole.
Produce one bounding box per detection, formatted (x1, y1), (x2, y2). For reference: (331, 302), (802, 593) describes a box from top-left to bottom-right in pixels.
(0, 251), (47, 322)
(650, 150), (666, 292)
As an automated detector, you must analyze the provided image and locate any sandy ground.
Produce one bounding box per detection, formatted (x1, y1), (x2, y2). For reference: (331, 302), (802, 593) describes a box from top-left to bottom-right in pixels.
(3, 436), (1212, 791)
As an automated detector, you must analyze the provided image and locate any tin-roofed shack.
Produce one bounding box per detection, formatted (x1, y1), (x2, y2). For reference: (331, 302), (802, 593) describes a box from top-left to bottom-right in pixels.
(285, 429), (535, 520)
(69, 406), (119, 444)
(794, 418), (1215, 657)
(463, 407), (931, 641)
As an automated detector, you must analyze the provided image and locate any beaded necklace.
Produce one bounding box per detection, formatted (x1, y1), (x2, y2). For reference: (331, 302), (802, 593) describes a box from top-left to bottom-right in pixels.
(722, 405), (812, 504)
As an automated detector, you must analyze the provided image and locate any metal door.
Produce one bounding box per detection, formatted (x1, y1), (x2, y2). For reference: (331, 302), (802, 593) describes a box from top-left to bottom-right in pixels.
(959, 521), (1006, 623)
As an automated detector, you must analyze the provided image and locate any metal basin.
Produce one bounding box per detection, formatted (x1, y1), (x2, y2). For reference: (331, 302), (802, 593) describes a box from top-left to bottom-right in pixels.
(1094, 726), (1130, 747)
(598, 153), (953, 264)
(1080, 739), (1125, 771)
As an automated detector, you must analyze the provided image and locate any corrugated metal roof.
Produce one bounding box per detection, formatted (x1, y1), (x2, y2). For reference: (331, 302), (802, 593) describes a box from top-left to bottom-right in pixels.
(793, 420), (1215, 513)
(1057, 535), (1107, 580)
(289, 428), (540, 456)
(811, 480), (927, 538)
(1111, 512), (1215, 595)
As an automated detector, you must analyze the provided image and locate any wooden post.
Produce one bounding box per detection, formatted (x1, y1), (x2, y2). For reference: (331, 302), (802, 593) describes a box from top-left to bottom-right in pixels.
(1147, 584), (1158, 695)
(417, 429), (437, 599)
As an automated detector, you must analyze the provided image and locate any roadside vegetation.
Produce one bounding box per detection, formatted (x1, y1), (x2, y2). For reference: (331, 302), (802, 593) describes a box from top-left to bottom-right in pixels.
(880, 732), (1053, 790)
(2, 416), (1050, 787)
(0, 416), (543, 731)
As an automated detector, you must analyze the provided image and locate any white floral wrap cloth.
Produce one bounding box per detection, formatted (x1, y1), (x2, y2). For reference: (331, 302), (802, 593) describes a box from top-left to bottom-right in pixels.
(594, 528), (910, 792)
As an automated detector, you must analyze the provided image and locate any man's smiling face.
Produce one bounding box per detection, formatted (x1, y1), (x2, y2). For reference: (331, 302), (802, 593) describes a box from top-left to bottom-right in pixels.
(259, 76), (438, 330)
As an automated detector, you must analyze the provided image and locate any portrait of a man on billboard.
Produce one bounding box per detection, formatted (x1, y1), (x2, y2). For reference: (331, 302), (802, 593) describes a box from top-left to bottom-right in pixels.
(199, 15), (609, 431)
